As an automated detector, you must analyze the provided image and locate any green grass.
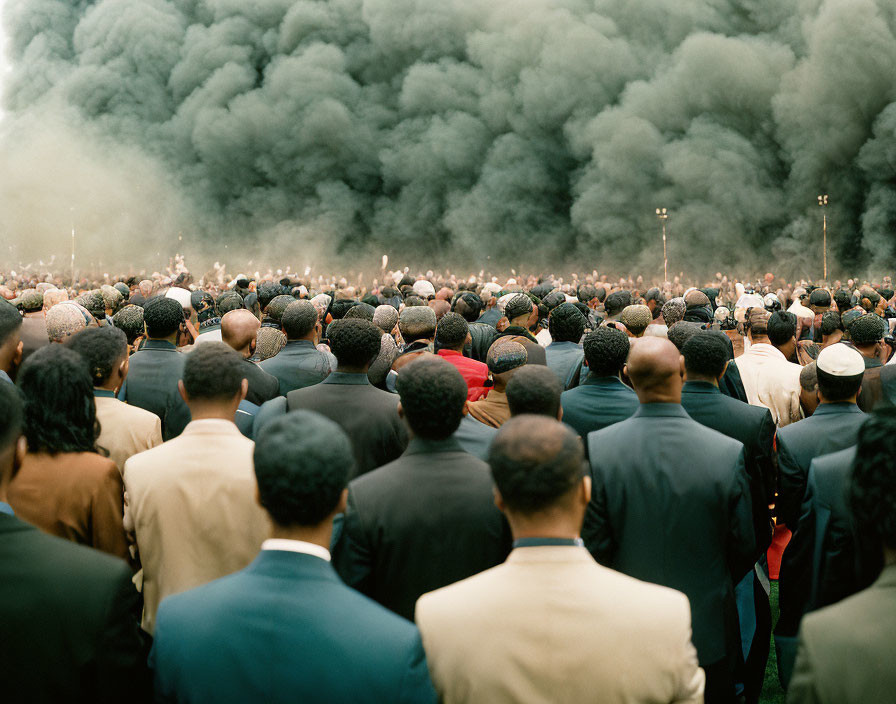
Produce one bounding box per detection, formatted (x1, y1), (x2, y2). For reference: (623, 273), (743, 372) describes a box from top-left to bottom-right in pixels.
(760, 580), (786, 704)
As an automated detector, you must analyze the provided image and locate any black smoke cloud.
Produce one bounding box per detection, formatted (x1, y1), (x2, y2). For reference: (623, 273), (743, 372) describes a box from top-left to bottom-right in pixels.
(2, 0), (895, 276)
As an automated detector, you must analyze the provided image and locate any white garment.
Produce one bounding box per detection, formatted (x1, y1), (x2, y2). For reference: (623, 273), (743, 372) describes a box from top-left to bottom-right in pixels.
(261, 539), (331, 562)
(733, 344), (803, 427)
(535, 328), (552, 347)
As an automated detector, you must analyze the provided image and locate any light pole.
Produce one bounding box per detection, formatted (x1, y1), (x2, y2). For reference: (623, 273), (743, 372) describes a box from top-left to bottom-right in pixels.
(655, 207), (668, 284)
(70, 207), (76, 288)
(817, 195), (828, 281)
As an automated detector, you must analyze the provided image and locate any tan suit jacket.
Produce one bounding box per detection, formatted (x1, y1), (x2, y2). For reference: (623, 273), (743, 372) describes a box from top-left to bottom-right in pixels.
(416, 545), (704, 704)
(8, 451), (130, 563)
(788, 564), (896, 704)
(467, 389), (511, 428)
(123, 419), (270, 633)
(95, 393), (163, 473)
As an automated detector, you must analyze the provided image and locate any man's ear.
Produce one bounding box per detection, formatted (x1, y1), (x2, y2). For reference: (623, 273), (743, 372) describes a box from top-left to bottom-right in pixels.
(397, 402), (405, 420)
(461, 400), (469, 417)
(493, 486), (506, 513)
(581, 475), (592, 504)
(13, 435), (27, 479)
(239, 378), (249, 403)
(335, 488), (348, 515)
(249, 337), (257, 356)
(177, 379), (188, 403)
(719, 359), (730, 380)
(679, 355), (686, 379)
(13, 340), (23, 369)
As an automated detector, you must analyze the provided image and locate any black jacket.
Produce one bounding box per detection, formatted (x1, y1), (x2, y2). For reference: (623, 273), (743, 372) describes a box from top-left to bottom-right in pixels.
(333, 436), (511, 621)
(0, 512), (148, 704)
(239, 357), (280, 405)
(118, 339), (190, 440)
(286, 372), (407, 478)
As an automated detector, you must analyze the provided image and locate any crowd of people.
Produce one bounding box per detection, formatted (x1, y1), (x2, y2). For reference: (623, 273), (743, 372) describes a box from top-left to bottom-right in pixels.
(0, 260), (895, 704)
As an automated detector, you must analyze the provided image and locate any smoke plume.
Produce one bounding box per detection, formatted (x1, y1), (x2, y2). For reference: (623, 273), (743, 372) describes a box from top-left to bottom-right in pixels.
(2, 0), (895, 277)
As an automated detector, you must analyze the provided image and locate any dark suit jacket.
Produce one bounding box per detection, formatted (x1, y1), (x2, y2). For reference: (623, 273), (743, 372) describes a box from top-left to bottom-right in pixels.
(560, 375), (639, 442)
(151, 550), (436, 704)
(286, 372), (407, 478)
(452, 415), (498, 461)
(545, 341), (585, 389)
(239, 357), (279, 405)
(776, 403), (866, 528)
(584, 404), (756, 665)
(118, 339), (190, 440)
(468, 322), (499, 363)
(333, 437), (512, 621)
(858, 362), (896, 412)
(477, 308), (501, 328)
(497, 328), (547, 365)
(775, 446), (883, 685)
(259, 339), (331, 395)
(681, 380), (776, 550)
(0, 512), (147, 704)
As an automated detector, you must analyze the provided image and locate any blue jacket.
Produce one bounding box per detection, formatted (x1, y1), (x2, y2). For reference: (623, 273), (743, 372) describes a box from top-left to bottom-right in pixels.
(544, 341), (586, 389)
(560, 375), (639, 443)
(151, 549), (436, 704)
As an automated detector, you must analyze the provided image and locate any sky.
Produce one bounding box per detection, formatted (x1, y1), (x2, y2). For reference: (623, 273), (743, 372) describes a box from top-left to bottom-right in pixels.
(0, 0), (8, 117)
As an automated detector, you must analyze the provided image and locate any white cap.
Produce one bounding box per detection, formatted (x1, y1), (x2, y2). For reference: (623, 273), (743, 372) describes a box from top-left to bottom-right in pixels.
(817, 343), (865, 377)
(165, 287), (192, 308)
(412, 280), (436, 299)
(497, 292), (516, 313)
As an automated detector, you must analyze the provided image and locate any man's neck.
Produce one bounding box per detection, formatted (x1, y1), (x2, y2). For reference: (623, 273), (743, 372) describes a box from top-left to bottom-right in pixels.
(636, 391), (681, 404)
(818, 395), (858, 406)
(270, 521), (333, 551)
(684, 374), (719, 387)
(149, 334), (178, 345)
(854, 344), (879, 359)
(23, 310), (42, 318)
(335, 365), (369, 375)
(507, 515), (581, 541)
(187, 403), (238, 421)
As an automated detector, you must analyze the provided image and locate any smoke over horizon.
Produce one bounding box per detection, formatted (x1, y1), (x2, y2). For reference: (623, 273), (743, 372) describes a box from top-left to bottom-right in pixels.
(1, 0), (895, 281)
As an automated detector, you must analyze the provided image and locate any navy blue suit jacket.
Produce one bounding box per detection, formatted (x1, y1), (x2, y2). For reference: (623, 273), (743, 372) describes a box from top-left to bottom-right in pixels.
(151, 550), (437, 704)
(118, 340), (190, 440)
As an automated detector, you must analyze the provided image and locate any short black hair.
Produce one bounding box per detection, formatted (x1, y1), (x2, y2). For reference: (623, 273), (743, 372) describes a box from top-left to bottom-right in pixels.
(343, 303), (376, 322)
(182, 342), (246, 401)
(850, 409), (896, 550)
(281, 300), (319, 340)
(254, 410), (352, 527)
(142, 296), (184, 338)
(216, 291), (244, 316)
(0, 380), (23, 452)
(452, 292), (483, 322)
(489, 416), (585, 513)
(330, 299), (359, 320)
(577, 284), (599, 303)
(849, 313), (887, 345)
(436, 313), (469, 348)
(682, 330), (729, 379)
(833, 289), (853, 313)
(644, 287), (664, 305)
(395, 357), (467, 440)
(0, 299), (23, 348)
(17, 345), (98, 454)
(816, 367), (863, 402)
(583, 327), (629, 376)
(257, 282), (281, 310)
(548, 303), (586, 343)
(506, 366), (562, 418)
(112, 305), (145, 344)
(767, 311), (797, 346)
(820, 311), (842, 336)
(327, 318), (382, 369)
(604, 290), (631, 316)
(65, 326), (128, 386)
(667, 321), (700, 351)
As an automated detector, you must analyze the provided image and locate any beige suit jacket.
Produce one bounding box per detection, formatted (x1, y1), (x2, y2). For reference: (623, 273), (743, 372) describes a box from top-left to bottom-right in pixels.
(733, 344), (803, 427)
(95, 394), (163, 473)
(416, 546), (704, 704)
(123, 419), (270, 633)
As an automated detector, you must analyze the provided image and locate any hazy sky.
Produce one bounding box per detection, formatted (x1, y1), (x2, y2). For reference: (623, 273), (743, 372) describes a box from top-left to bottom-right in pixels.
(0, 0), (8, 117)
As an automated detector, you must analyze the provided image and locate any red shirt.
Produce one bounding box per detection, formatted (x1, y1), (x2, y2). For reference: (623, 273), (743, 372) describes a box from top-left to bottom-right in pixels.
(437, 350), (489, 399)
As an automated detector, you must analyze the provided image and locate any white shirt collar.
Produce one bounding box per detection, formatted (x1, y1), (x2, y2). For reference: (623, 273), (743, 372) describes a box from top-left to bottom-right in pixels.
(261, 538), (331, 562)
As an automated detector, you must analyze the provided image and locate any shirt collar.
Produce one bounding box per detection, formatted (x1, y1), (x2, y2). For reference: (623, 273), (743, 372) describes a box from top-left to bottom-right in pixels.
(682, 380), (720, 394)
(633, 402), (690, 418)
(182, 418), (240, 435)
(512, 537), (584, 548)
(261, 538), (330, 562)
(322, 371), (370, 386)
(142, 339), (177, 351)
(404, 436), (465, 456)
(437, 349), (463, 358)
(94, 388), (118, 398)
(0, 370), (12, 385)
(0, 502), (14, 516)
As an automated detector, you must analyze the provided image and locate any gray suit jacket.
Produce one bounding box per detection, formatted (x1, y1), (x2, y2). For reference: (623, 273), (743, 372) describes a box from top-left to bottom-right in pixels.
(584, 403), (756, 665)
(259, 339), (330, 395)
(788, 564), (896, 704)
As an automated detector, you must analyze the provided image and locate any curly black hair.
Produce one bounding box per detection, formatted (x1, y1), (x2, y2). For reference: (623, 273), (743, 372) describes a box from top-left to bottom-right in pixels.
(112, 305), (145, 344)
(849, 313), (886, 345)
(0, 380), (22, 451)
(667, 321), (700, 351)
(182, 342), (246, 401)
(65, 326), (128, 386)
(548, 303), (586, 343)
(216, 291), (244, 316)
(452, 292), (483, 322)
(281, 300), (319, 340)
(343, 302), (376, 322)
(604, 290), (632, 316)
(582, 327), (629, 376)
(489, 415), (585, 513)
(681, 330), (729, 379)
(820, 311), (842, 336)
(395, 357), (467, 439)
(256, 282), (281, 311)
(767, 311), (797, 346)
(265, 294), (295, 324)
(17, 345), (99, 454)
(330, 299), (360, 320)
(850, 409), (896, 550)
(254, 410), (352, 526)
(436, 312), (469, 349)
(506, 366), (562, 418)
(143, 296), (184, 339)
(326, 318), (383, 369)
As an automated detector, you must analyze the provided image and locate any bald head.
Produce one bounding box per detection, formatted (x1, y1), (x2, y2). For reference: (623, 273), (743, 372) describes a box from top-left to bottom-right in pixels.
(625, 337), (684, 403)
(222, 309), (261, 357)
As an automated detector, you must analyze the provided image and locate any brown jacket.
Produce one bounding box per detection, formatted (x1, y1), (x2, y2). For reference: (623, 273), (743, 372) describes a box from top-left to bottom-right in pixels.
(467, 389), (511, 428)
(8, 451), (130, 564)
